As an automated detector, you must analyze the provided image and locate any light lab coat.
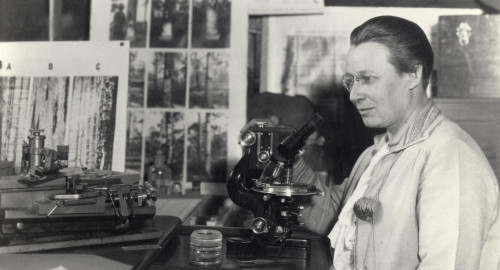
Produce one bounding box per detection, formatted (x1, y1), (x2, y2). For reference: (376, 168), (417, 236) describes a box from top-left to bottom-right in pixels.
(297, 102), (500, 269)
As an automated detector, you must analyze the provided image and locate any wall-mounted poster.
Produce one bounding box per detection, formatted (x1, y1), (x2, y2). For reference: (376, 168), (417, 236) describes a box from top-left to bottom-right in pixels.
(0, 41), (129, 173)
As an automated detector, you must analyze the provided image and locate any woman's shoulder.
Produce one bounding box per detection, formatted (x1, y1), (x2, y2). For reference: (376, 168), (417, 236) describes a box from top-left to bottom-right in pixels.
(424, 116), (488, 163)
(425, 116), (476, 147)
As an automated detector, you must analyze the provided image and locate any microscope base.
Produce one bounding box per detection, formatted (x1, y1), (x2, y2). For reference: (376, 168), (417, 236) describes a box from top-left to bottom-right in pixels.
(226, 236), (310, 259)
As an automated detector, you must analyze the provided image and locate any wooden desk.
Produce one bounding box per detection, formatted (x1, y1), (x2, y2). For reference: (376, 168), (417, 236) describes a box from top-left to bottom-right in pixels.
(149, 227), (332, 270)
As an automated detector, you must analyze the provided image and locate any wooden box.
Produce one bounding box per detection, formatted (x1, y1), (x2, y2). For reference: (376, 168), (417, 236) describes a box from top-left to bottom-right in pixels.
(438, 15), (500, 98)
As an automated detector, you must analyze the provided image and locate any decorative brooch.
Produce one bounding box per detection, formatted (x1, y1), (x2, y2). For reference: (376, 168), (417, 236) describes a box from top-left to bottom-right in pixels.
(353, 197), (380, 223)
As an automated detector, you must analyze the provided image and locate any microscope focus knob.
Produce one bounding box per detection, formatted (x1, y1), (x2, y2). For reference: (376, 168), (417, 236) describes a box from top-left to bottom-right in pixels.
(251, 217), (269, 234)
(257, 151), (270, 163)
(239, 130), (256, 147)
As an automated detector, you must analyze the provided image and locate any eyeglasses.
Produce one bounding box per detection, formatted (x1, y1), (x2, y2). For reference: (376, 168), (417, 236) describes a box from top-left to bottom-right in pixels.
(342, 73), (380, 92)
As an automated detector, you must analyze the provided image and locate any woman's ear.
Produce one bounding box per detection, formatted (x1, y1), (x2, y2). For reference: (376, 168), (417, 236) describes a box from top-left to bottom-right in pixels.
(408, 65), (423, 90)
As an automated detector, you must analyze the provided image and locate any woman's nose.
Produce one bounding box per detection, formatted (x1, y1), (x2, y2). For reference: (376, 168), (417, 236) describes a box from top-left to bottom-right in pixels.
(349, 83), (363, 102)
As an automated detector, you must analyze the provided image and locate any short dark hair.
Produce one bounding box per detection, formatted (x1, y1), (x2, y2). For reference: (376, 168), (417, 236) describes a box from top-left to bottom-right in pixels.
(350, 16), (434, 90)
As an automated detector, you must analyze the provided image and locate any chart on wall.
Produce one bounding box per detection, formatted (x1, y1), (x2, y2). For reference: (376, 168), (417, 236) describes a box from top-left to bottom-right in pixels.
(0, 42), (129, 173)
(91, 0), (247, 193)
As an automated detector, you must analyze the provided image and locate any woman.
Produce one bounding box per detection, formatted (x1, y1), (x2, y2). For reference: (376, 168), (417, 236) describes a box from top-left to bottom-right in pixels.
(290, 16), (500, 269)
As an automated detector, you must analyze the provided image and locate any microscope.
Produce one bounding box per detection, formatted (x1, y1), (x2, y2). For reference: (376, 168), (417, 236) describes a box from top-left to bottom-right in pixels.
(19, 129), (67, 182)
(227, 113), (323, 260)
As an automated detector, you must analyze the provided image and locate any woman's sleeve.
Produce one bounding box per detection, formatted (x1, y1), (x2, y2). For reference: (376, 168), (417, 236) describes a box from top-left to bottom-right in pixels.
(294, 158), (347, 236)
(417, 139), (497, 269)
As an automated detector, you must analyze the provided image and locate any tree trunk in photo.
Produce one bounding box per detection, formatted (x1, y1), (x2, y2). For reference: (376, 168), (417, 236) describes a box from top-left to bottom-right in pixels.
(205, 53), (213, 108)
(1, 77), (31, 172)
(128, 0), (138, 24)
(163, 53), (173, 107)
(167, 113), (174, 164)
(205, 113), (212, 175)
(154, 53), (161, 102)
(193, 57), (201, 95)
(143, 0), (148, 20)
(160, 112), (168, 140)
(197, 113), (203, 165)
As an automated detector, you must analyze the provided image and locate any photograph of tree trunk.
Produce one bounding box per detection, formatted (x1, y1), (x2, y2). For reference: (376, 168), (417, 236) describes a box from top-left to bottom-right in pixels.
(189, 52), (229, 109)
(128, 50), (146, 107)
(147, 51), (187, 108)
(144, 111), (185, 182)
(0, 76), (31, 172)
(126, 110), (143, 174)
(186, 112), (227, 183)
(0, 76), (118, 173)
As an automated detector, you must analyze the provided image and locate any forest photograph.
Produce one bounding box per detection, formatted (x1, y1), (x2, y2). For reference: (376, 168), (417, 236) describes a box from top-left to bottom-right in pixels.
(144, 111), (185, 182)
(186, 112), (227, 183)
(189, 52), (229, 109)
(147, 51), (187, 108)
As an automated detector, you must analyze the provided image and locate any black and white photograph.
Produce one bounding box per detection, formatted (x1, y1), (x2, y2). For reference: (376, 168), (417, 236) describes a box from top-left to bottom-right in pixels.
(150, 0), (189, 48)
(0, 1), (49, 41)
(69, 76), (119, 170)
(147, 51), (187, 108)
(144, 111), (185, 185)
(0, 76), (31, 167)
(0, 76), (118, 172)
(186, 111), (227, 183)
(191, 0), (231, 48)
(126, 110), (143, 173)
(0, 41), (130, 171)
(110, 0), (148, 47)
(4, 1), (500, 269)
(189, 51), (229, 108)
(128, 50), (146, 107)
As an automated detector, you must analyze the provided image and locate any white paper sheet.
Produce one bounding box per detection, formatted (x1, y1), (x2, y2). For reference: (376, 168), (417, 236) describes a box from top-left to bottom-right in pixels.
(0, 41), (129, 172)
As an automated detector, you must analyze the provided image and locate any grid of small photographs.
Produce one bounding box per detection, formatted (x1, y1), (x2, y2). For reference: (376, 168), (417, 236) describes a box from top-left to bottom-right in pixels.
(113, 0), (232, 194)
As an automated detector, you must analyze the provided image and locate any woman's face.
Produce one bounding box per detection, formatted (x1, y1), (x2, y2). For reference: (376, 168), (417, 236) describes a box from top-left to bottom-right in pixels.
(346, 42), (413, 133)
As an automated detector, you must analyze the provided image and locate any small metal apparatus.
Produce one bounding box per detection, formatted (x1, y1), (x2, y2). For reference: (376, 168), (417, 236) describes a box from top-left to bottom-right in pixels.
(20, 129), (67, 181)
(0, 168), (158, 251)
(227, 113), (323, 260)
(0, 130), (158, 253)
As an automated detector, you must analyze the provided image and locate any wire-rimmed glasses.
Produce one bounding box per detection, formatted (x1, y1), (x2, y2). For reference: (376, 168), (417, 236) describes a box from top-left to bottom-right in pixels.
(342, 74), (380, 93)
